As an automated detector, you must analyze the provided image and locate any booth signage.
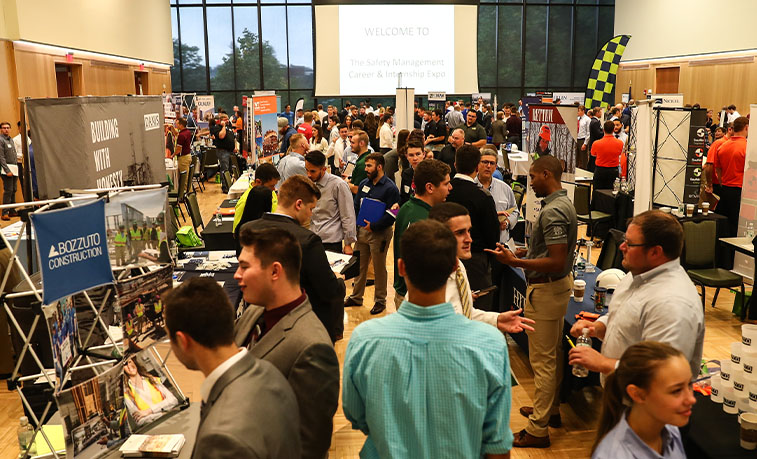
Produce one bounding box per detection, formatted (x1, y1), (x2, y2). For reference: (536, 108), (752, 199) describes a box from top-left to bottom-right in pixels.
(31, 199), (114, 304)
(428, 91), (446, 101)
(683, 109), (708, 203)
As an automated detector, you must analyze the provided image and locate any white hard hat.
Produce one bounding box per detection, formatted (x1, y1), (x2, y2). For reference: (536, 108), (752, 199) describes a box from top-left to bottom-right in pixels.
(596, 268), (626, 291)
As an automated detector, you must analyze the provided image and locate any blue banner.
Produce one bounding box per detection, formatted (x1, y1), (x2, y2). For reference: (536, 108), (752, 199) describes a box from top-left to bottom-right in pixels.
(31, 199), (114, 304)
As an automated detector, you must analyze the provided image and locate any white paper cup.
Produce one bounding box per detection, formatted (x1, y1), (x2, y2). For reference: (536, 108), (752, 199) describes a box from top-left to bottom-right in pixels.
(735, 369), (748, 395)
(712, 376), (723, 403)
(733, 342), (745, 366)
(744, 349), (757, 376)
(749, 380), (757, 409)
(724, 387), (739, 414)
(741, 413), (757, 449)
(702, 202), (710, 215)
(660, 206), (671, 214)
(722, 361), (733, 383)
(573, 279), (586, 303)
(743, 325), (757, 348)
(739, 396), (752, 417)
(686, 204), (695, 217)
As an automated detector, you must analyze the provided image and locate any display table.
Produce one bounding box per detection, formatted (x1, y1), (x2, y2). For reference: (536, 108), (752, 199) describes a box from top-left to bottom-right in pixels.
(174, 250), (240, 305)
(227, 175), (251, 199)
(683, 392), (754, 458)
(507, 152), (530, 177)
(593, 189), (634, 234)
(200, 220), (235, 251)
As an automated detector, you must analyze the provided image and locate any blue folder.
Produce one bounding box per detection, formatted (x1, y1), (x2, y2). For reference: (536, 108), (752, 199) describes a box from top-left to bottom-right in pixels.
(357, 198), (386, 226)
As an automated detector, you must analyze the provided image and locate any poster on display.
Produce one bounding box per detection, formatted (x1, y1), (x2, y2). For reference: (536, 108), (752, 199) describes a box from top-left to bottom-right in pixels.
(31, 200), (114, 305)
(116, 264), (173, 355)
(104, 188), (168, 267)
(123, 348), (184, 430)
(472, 93), (491, 104)
(651, 108), (704, 207)
(55, 362), (130, 458)
(428, 91), (446, 110)
(43, 296), (79, 383)
(163, 102), (175, 120)
(683, 109), (708, 203)
(196, 95), (215, 122)
(732, 104), (757, 279)
(553, 92), (585, 106)
(525, 104), (578, 172)
(25, 96), (167, 198)
(251, 95), (280, 163)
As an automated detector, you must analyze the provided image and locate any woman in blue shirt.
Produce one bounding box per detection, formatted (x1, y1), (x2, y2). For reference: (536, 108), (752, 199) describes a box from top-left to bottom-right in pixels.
(592, 341), (695, 459)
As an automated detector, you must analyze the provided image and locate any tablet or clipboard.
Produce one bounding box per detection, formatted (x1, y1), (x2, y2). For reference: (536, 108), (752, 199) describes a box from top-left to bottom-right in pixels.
(357, 198), (386, 226)
(343, 161), (356, 178)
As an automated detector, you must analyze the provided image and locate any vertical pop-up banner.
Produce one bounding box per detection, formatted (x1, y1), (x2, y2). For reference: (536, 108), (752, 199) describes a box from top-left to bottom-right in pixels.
(251, 94), (279, 163)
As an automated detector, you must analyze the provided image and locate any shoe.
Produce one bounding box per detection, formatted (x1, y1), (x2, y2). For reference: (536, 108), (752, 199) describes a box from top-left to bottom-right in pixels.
(366, 279), (375, 286)
(512, 429), (550, 448)
(369, 304), (386, 315)
(519, 406), (562, 428)
(344, 298), (362, 307)
(8, 211), (17, 218)
(1, 215), (9, 221)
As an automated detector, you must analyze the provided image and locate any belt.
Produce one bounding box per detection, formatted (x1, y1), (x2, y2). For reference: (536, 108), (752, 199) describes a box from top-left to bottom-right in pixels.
(527, 274), (567, 285)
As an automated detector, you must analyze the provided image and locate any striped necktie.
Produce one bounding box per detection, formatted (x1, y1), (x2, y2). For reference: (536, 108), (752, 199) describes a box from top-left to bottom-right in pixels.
(456, 266), (472, 318)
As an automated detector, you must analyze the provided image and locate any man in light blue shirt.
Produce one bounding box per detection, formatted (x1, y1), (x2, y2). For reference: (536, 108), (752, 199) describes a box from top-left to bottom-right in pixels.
(276, 133), (307, 189)
(476, 149), (519, 244)
(343, 219), (513, 459)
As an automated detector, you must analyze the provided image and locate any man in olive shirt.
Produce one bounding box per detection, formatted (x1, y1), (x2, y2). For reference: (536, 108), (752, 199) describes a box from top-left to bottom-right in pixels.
(461, 110), (487, 148)
(348, 130), (371, 194)
(487, 155), (577, 448)
(392, 159), (451, 310)
(424, 109), (448, 152)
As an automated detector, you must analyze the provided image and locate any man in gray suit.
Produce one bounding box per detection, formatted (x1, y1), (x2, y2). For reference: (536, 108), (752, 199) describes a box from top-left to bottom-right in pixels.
(234, 226), (340, 459)
(163, 277), (301, 459)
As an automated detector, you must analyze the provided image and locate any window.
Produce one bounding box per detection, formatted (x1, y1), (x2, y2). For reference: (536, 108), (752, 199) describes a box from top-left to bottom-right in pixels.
(206, 7), (234, 91)
(178, 8), (208, 92)
(233, 6), (261, 91)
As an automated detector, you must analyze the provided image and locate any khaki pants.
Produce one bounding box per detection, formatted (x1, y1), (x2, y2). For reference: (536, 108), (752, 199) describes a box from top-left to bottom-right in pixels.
(177, 154), (192, 196)
(349, 226), (391, 306)
(524, 274), (572, 437)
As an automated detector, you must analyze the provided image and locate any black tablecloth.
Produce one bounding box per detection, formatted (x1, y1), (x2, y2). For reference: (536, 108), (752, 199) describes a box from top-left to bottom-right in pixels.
(200, 220), (235, 251)
(592, 190), (635, 238)
(683, 392), (754, 458)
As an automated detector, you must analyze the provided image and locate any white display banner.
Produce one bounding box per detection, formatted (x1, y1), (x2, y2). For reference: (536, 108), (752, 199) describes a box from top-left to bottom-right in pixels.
(652, 93), (684, 107)
(553, 92), (585, 106)
(633, 101), (655, 216)
(395, 88), (415, 133)
(732, 104), (757, 279)
(196, 95), (215, 121)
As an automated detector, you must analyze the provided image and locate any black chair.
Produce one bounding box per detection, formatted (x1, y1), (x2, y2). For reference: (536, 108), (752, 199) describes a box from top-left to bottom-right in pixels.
(169, 171), (187, 220)
(188, 155), (200, 193)
(230, 154), (242, 181)
(221, 171), (233, 193)
(596, 228), (626, 271)
(574, 184), (612, 242)
(185, 192), (205, 231)
(201, 147), (219, 181)
(193, 151), (205, 192)
(682, 220), (745, 315)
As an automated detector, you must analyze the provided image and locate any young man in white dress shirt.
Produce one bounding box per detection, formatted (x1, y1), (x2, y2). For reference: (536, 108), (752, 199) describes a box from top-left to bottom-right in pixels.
(427, 202), (534, 334)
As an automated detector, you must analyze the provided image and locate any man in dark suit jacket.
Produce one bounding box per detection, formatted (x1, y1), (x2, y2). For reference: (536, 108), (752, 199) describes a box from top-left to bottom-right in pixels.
(446, 144), (500, 311)
(586, 107), (604, 171)
(238, 175), (346, 341)
(163, 277), (300, 459)
(233, 226), (340, 459)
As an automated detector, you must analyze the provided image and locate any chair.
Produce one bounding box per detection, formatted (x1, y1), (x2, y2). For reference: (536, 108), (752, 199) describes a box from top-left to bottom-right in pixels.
(513, 189), (524, 210)
(230, 154), (241, 181)
(188, 155), (200, 193)
(201, 147), (219, 181)
(169, 171), (187, 220)
(185, 192), (205, 230)
(193, 151), (205, 192)
(221, 171), (233, 193)
(512, 182), (526, 212)
(683, 220), (745, 315)
(574, 184), (612, 242)
(596, 229), (626, 271)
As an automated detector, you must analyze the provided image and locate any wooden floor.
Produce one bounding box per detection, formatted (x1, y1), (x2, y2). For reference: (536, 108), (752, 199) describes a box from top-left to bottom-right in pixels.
(0, 178), (749, 458)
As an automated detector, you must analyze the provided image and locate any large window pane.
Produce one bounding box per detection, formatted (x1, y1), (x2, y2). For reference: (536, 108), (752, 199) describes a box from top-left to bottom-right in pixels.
(547, 6), (572, 87)
(524, 5), (547, 87)
(261, 6), (288, 89)
(497, 88), (522, 107)
(597, 7), (615, 49)
(290, 90), (313, 112)
(171, 7), (181, 91)
(179, 8), (208, 91)
(207, 7), (234, 90)
(573, 7), (598, 87)
(212, 92), (237, 115)
(477, 5), (497, 88)
(497, 5), (522, 87)
(287, 6), (313, 89)
(233, 6), (261, 91)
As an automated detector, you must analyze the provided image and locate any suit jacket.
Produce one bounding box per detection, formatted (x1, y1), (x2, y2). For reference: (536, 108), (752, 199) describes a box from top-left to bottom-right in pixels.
(587, 117), (604, 152)
(234, 298), (340, 459)
(192, 352), (301, 459)
(239, 213), (345, 341)
(446, 177), (500, 253)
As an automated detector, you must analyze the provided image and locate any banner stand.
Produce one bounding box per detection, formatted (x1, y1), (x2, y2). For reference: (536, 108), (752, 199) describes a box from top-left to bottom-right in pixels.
(2, 185), (188, 459)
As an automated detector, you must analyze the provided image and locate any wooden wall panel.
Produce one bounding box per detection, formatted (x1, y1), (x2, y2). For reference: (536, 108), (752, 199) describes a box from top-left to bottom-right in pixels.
(0, 41), (20, 135)
(617, 59), (757, 115)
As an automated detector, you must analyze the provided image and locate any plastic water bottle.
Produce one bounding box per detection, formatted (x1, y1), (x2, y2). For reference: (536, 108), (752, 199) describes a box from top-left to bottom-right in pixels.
(214, 207), (223, 227)
(747, 222), (755, 239)
(612, 178), (620, 194)
(572, 328), (592, 377)
(17, 416), (33, 456)
(620, 177), (628, 193)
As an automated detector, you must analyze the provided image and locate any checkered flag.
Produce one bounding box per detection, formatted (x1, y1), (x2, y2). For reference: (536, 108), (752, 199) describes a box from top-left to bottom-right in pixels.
(584, 35), (631, 109)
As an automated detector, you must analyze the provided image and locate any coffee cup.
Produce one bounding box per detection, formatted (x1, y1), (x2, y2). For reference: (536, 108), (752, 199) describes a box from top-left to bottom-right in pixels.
(711, 376), (723, 403)
(724, 387), (739, 414)
(722, 361), (733, 383)
(743, 325), (757, 348)
(660, 206), (671, 214)
(740, 413), (757, 449)
(733, 342), (745, 366)
(573, 279), (586, 303)
(686, 204), (695, 217)
(702, 202), (710, 215)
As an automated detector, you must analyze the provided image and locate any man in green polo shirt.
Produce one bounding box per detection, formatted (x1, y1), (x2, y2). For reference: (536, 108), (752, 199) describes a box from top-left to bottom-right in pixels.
(348, 130), (371, 194)
(391, 159), (452, 311)
(461, 110), (487, 148)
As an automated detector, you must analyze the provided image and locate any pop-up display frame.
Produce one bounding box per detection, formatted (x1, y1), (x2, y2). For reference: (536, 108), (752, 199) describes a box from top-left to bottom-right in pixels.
(3, 186), (188, 459)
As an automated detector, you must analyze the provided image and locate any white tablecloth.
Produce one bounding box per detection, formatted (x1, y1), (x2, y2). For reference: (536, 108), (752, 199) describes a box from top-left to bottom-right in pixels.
(507, 152), (530, 177)
(227, 175), (251, 199)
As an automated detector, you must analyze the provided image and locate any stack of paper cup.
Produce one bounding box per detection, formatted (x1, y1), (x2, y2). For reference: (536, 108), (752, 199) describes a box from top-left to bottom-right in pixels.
(743, 325), (757, 348)
(733, 342), (745, 366)
(711, 376), (723, 403)
(722, 361), (733, 385)
(743, 346), (757, 409)
(724, 386), (739, 414)
(734, 368), (748, 397)
(738, 397), (753, 422)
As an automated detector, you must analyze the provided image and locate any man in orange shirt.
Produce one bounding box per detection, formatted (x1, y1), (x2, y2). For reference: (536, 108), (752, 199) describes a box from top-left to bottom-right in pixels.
(714, 116), (749, 236)
(590, 120), (624, 190)
(704, 126), (731, 197)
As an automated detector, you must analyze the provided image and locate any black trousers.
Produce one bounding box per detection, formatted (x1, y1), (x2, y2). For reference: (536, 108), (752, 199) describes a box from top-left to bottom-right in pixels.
(462, 251), (493, 311)
(718, 185), (742, 237)
(593, 166), (618, 190)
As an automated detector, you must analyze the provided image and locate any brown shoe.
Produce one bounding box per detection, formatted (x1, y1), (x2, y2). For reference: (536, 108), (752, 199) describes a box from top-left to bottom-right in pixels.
(1, 215), (9, 221)
(513, 429), (550, 448)
(519, 406), (562, 428)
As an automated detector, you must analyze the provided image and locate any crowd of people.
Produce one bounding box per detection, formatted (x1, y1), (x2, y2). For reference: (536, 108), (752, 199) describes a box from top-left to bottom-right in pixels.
(146, 94), (739, 458)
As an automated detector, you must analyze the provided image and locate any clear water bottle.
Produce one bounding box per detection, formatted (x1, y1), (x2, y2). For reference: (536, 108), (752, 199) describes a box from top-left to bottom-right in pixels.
(17, 416), (33, 457)
(572, 328), (592, 378)
(620, 177), (628, 193)
(612, 178), (620, 194)
(747, 222), (755, 239)
(214, 207), (223, 227)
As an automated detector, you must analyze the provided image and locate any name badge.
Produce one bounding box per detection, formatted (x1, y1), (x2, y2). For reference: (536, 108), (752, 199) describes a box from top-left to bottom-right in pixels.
(404, 185), (410, 193)
(362, 185), (370, 194)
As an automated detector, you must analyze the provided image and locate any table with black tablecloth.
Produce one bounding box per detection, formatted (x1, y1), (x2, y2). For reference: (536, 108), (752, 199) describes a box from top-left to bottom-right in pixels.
(174, 251), (241, 306)
(593, 189), (635, 236)
(200, 220), (235, 251)
(683, 392), (754, 458)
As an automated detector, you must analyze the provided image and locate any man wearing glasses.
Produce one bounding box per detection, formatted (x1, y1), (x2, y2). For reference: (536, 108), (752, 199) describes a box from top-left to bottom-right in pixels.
(567, 209), (703, 385)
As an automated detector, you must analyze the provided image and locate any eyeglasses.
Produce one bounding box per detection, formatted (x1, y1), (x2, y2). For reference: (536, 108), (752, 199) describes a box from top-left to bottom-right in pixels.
(480, 160), (497, 166)
(620, 235), (650, 248)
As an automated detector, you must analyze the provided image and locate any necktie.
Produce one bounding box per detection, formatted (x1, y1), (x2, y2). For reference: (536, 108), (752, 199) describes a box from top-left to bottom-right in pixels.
(456, 266), (472, 319)
(343, 139), (347, 150)
(200, 400), (208, 421)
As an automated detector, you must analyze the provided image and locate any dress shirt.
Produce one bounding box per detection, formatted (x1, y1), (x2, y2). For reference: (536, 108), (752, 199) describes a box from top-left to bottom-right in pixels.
(276, 151), (306, 186)
(578, 114), (591, 140)
(12, 134), (29, 162)
(591, 412), (685, 459)
(312, 172), (357, 245)
(444, 260), (498, 326)
(329, 126), (340, 145)
(200, 348), (248, 402)
(614, 131), (628, 148)
(379, 123), (394, 149)
(476, 176), (519, 243)
(446, 110), (465, 129)
(343, 301), (513, 459)
(329, 136), (349, 164)
(597, 258), (704, 381)
(727, 111), (741, 124)
(353, 175), (399, 232)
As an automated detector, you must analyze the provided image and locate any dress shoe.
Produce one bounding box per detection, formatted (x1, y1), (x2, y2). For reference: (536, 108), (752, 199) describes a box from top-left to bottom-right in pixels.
(519, 406), (562, 428)
(512, 429), (550, 448)
(369, 303), (386, 315)
(1, 215), (9, 221)
(8, 211), (17, 218)
(344, 298), (362, 307)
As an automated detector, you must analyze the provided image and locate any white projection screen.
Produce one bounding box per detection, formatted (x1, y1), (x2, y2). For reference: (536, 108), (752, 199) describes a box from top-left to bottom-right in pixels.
(314, 1), (479, 96)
